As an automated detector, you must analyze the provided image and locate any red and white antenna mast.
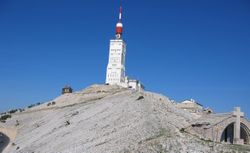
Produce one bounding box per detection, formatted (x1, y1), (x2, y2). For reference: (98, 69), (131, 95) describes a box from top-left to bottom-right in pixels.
(115, 1), (123, 39)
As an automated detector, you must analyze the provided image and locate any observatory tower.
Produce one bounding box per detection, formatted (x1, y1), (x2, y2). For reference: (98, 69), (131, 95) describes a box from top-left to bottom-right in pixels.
(105, 5), (126, 85)
(105, 3), (144, 90)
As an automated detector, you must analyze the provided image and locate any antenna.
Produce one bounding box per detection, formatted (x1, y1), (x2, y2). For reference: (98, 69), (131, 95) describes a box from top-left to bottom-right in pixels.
(115, 0), (123, 38)
(119, 0), (122, 21)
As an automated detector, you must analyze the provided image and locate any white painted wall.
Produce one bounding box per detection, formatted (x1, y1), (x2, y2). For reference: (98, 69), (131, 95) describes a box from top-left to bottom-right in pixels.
(106, 39), (126, 85)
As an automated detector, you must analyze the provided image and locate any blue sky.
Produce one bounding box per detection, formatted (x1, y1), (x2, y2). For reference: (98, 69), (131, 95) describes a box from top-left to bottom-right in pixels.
(0, 0), (249, 117)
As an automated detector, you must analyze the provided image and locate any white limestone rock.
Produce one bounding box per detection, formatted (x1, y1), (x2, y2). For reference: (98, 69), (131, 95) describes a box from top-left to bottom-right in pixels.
(1, 85), (250, 153)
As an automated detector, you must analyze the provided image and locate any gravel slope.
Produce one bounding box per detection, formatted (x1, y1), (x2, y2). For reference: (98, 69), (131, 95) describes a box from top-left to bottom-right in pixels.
(1, 85), (250, 153)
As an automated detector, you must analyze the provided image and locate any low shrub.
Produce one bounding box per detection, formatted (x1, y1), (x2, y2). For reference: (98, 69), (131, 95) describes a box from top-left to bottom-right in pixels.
(8, 109), (18, 114)
(65, 120), (70, 126)
(19, 109), (25, 112)
(136, 96), (144, 101)
(28, 104), (36, 108)
(180, 128), (185, 133)
(15, 120), (20, 126)
(0, 114), (12, 122)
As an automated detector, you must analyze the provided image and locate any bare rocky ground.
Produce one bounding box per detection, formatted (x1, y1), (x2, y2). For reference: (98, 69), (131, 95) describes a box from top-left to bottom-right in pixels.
(1, 84), (250, 153)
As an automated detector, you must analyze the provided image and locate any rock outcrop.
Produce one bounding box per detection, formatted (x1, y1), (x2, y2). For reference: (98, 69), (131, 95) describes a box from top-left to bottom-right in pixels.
(0, 85), (250, 153)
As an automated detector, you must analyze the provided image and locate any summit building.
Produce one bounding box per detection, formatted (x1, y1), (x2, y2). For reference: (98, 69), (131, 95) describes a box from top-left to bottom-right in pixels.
(105, 5), (144, 90)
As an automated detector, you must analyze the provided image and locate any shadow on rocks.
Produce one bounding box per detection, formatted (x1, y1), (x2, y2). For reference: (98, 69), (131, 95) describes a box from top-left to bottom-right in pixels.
(0, 132), (10, 153)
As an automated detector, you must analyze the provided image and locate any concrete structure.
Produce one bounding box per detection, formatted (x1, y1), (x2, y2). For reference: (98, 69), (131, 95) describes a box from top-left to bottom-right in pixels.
(185, 107), (250, 145)
(233, 107), (245, 144)
(106, 5), (126, 86)
(105, 4), (144, 91)
(106, 39), (126, 85)
(125, 77), (144, 91)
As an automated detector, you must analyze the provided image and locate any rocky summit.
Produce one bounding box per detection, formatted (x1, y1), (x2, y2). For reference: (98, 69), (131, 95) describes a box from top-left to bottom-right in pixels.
(0, 85), (250, 153)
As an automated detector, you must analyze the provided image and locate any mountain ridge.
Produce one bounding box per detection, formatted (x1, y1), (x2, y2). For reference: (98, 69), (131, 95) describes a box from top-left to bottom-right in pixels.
(0, 84), (250, 153)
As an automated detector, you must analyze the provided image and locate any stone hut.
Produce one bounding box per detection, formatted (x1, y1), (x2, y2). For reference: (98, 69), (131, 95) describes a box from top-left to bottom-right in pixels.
(176, 99), (204, 114)
(62, 86), (73, 95)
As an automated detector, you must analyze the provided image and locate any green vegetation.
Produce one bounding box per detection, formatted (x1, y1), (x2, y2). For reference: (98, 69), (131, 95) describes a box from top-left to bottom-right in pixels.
(65, 120), (70, 126)
(0, 114), (12, 123)
(19, 108), (25, 112)
(8, 109), (18, 114)
(15, 120), (20, 126)
(47, 101), (56, 107)
(136, 96), (144, 101)
(28, 104), (36, 108)
(180, 128), (185, 133)
(28, 102), (42, 108)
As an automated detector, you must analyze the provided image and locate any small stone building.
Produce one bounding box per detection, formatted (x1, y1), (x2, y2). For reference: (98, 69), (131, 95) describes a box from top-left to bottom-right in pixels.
(176, 99), (204, 114)
(125, 77), (144, 91)
(62, 86), (73, 95)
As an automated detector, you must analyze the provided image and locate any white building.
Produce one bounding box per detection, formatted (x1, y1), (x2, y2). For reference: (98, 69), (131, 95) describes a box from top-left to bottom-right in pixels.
(125, 77), (144, 91)
(105, 5), (144, 91)
(106, 39), (126, 85)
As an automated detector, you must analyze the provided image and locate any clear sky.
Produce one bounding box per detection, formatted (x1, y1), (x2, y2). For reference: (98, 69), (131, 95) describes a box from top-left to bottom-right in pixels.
(0, 0), (249, 117)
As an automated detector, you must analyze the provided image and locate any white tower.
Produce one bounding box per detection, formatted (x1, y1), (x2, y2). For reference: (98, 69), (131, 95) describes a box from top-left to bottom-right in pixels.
(106, 6), (126, 85)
